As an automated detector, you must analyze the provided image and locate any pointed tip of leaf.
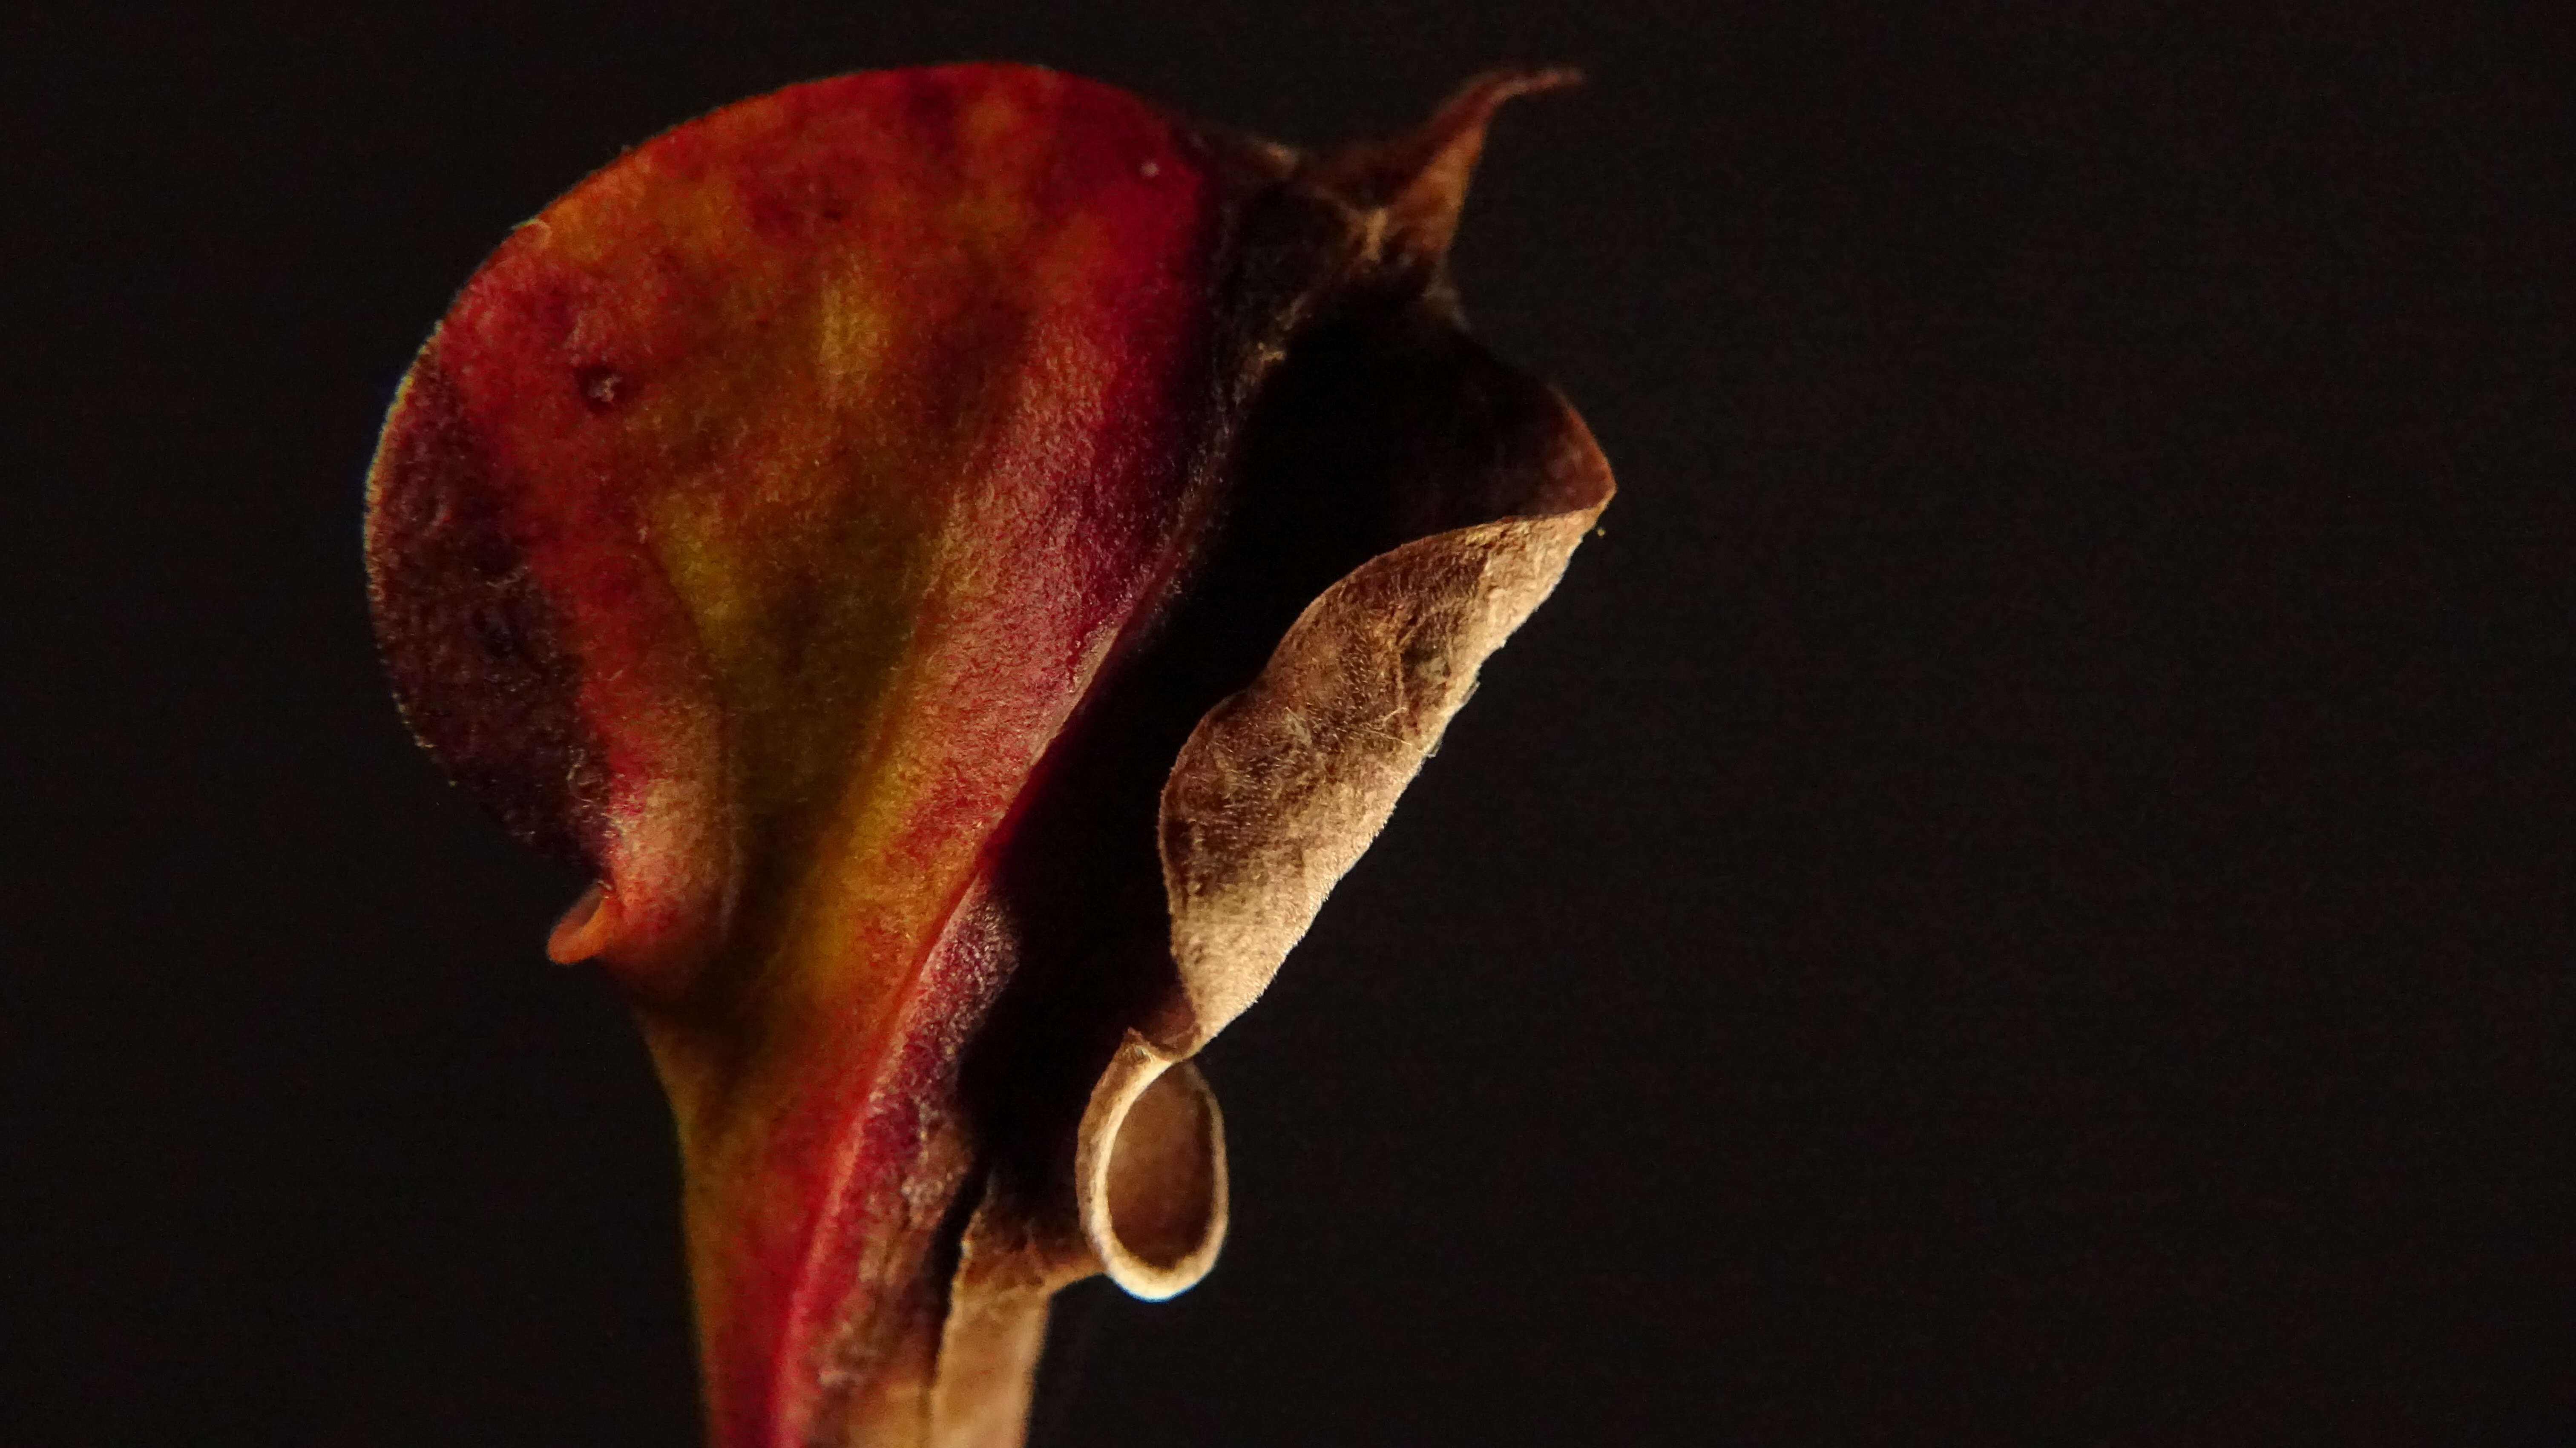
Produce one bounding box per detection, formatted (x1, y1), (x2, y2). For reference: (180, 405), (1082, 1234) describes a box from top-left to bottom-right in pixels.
(1304, 64), (1585, 273)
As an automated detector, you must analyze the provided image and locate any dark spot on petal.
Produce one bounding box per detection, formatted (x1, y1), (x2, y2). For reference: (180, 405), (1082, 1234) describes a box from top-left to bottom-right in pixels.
(577, 364), (625, 412)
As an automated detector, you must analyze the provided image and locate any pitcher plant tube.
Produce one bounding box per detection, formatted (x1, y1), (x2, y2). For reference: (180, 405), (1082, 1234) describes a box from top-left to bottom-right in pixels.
(365, 61), (1614, 1448)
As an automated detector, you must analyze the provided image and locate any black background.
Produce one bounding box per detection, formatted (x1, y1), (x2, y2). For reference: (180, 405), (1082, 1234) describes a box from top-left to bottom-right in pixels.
(8, 3), (2573, 1443)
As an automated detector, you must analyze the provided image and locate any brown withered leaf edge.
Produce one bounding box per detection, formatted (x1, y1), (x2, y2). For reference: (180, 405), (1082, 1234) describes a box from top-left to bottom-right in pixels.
(924, 71), (1614, 1448)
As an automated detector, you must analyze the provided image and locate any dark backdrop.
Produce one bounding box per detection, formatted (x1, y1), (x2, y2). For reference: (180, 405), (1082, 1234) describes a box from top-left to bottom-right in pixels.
(8, 3), (2573, 1444)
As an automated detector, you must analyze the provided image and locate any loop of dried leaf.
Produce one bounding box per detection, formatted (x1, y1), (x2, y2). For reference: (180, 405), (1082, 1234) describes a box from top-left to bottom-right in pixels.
(1075, 1035), (1228, 1299)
